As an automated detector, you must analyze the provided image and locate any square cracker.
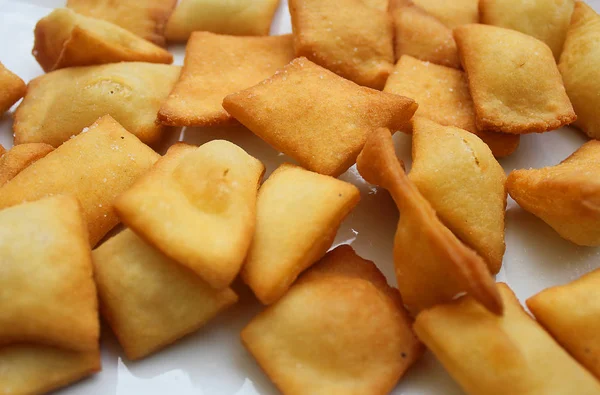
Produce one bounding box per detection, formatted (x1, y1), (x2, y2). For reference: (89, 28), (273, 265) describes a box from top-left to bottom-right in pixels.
(223, 57), (417, 177)
(158, 32), (294, 127)
(0, 196), (99, 352)
(455, 24), (576, 134)
(0, 62), (26, 114)
(0, 143), (54, 187)
(412, 0), (478, 29)
(115, 142), (264, 290)
(94, 229), (238, 360)
(385, 55), (520, 157)
(289, 0), (394, 89)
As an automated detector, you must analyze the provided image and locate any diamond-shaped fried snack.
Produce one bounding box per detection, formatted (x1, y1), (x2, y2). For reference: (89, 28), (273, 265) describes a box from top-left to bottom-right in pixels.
(412, 0), (478, 29)
(0, 143), (53, 187)
(0, 62), (26, 114)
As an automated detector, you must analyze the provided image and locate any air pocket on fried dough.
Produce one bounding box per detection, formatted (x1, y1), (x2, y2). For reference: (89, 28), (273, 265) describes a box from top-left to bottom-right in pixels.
(412, 0), (478, 29)
(115, 141), (264, 290)
(223, 57), (417, 177)
(0, 143), (53, 187)
(356, 127), (502, 316)
(0, 62), (26, 114)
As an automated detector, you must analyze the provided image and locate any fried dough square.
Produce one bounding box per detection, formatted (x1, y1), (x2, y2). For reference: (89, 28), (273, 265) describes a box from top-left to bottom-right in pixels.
(0, 196), (98, 352)
(414, 283), (600, 395)
(242, 246), (422, 395)
(158, 33), (294, 127)
(507, 140), (600, 246)
(165, 0), (280, 41)
(115, 141), (264, 289)
(385, 55), (520, 157)
(0, 116), (159, 247)
(14, 62), (180, 147)
(0, 62), (26, 114)
(223, 57), (417, 177)
(94, 229), (238, 360)
(412, 0), (478, 29)
(356, 127), (502, 316)
(559, 2), (600, 139)
(66, 0), (177, 46)
(455, 24), (576, 134)
(0, 143), (53, 187)
(242, 164), (360, 304)
(527, 268), (600, 380)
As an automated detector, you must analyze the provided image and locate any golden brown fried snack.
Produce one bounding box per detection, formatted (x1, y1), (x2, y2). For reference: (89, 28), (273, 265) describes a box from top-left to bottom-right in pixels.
(242, 164), (360, 304)
(242, 246), (422, 395)
(414, 283), (600, 395)
(94, 229), (238, 360)
(33, 8), (172, 72)
(455, 24), (576, 134)
(412, 0), (478, 29)
(409, 118), (507, 274)
(0, 62), (26, 114)
(0, 145), (5, 156)
(289, 0), (394, 89)
(66, 0), (177, 46)
(116, 141), (264, 290)
(165, 0), (280, 41)
(384, 55), (520, 157)
(14, 62), (180, 147)
(0, 196), (98, 352)
(0, 116), (159, 246)
(0, 345), (100, 395)
(559, 2), (600, 140)
(480, 0), (574, 61)
(223, 58), (417, 177)
(356, 127), (502, 316)
(527, 268), (600, 380)
(158, 33), (294, 127)
(0, 143), (54, 187)
(507, 140), (600, 246)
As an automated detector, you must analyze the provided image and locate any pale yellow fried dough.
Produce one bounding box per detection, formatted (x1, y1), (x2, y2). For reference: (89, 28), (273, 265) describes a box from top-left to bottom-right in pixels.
(66, 0), (177, 46)
(390, 0), (460, 68)
(356, 127), (502, 316)
(158, 33), (294, 127)
(0, 62), (26, 114)
(507, 140), (600, 246)
(0, 143), (54, 187)
(0, 345), (100, 395)
(93, 229), (238, 360)
(242, 251), (422, 394)
(242, 164), (360, 305)
(14, 62), (180, 147)
(455, 24), (576, 134)
(414, 283), (600, 395)
(527, 268), (600, 380)
(0, 116), (159, 247)
(559, 2), (600, 139)
(0, 196), (98, 352)
(115, 141), (264, 290)
(289, 0), (394, 89)
(412, 0), (478, 29)
(223, 58), (418, 177)
(165, 0), (280, 41)
(409, 118), (507, 274)
(33, 8), (173, 72)
(384, 56), (520, 157)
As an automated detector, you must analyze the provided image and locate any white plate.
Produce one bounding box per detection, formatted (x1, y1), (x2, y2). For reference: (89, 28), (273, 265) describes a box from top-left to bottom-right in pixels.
(1, 1), (599, 394)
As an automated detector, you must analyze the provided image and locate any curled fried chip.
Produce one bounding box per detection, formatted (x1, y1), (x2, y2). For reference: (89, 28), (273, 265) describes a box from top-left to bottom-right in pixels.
(0, 143), (54, 187)
(384, 55), (520, 157)
(242, 164), (360, 304)
(527, 268), (600, 380)
(94, 229), (238, 360)
(116, 141), (264, 290)
(158, 33), (294, 127)
(414, 283), (600, 395)
(0, 62), (26, 114)
(559, 2), (600, 140)
(165, 0), (280, 41)
(412, 0), (478, 29)
(14, 62), (180, 147)
(242, 246), (422, 395)
(507, 140), (600, 246)
(289, 0), (394, 89)
(223, 57), (417, 177)
(356, 127), (502, 315)
(0, 196), (98, 352)
(33, 8), (172, 72)
(455, 24), (576, 134)
(66, 0), (177, 46)
(0, 116), (159, 246)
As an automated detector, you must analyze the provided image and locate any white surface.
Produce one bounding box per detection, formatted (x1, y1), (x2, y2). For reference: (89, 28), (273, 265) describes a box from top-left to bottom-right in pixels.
(0, 1), (599, 394)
